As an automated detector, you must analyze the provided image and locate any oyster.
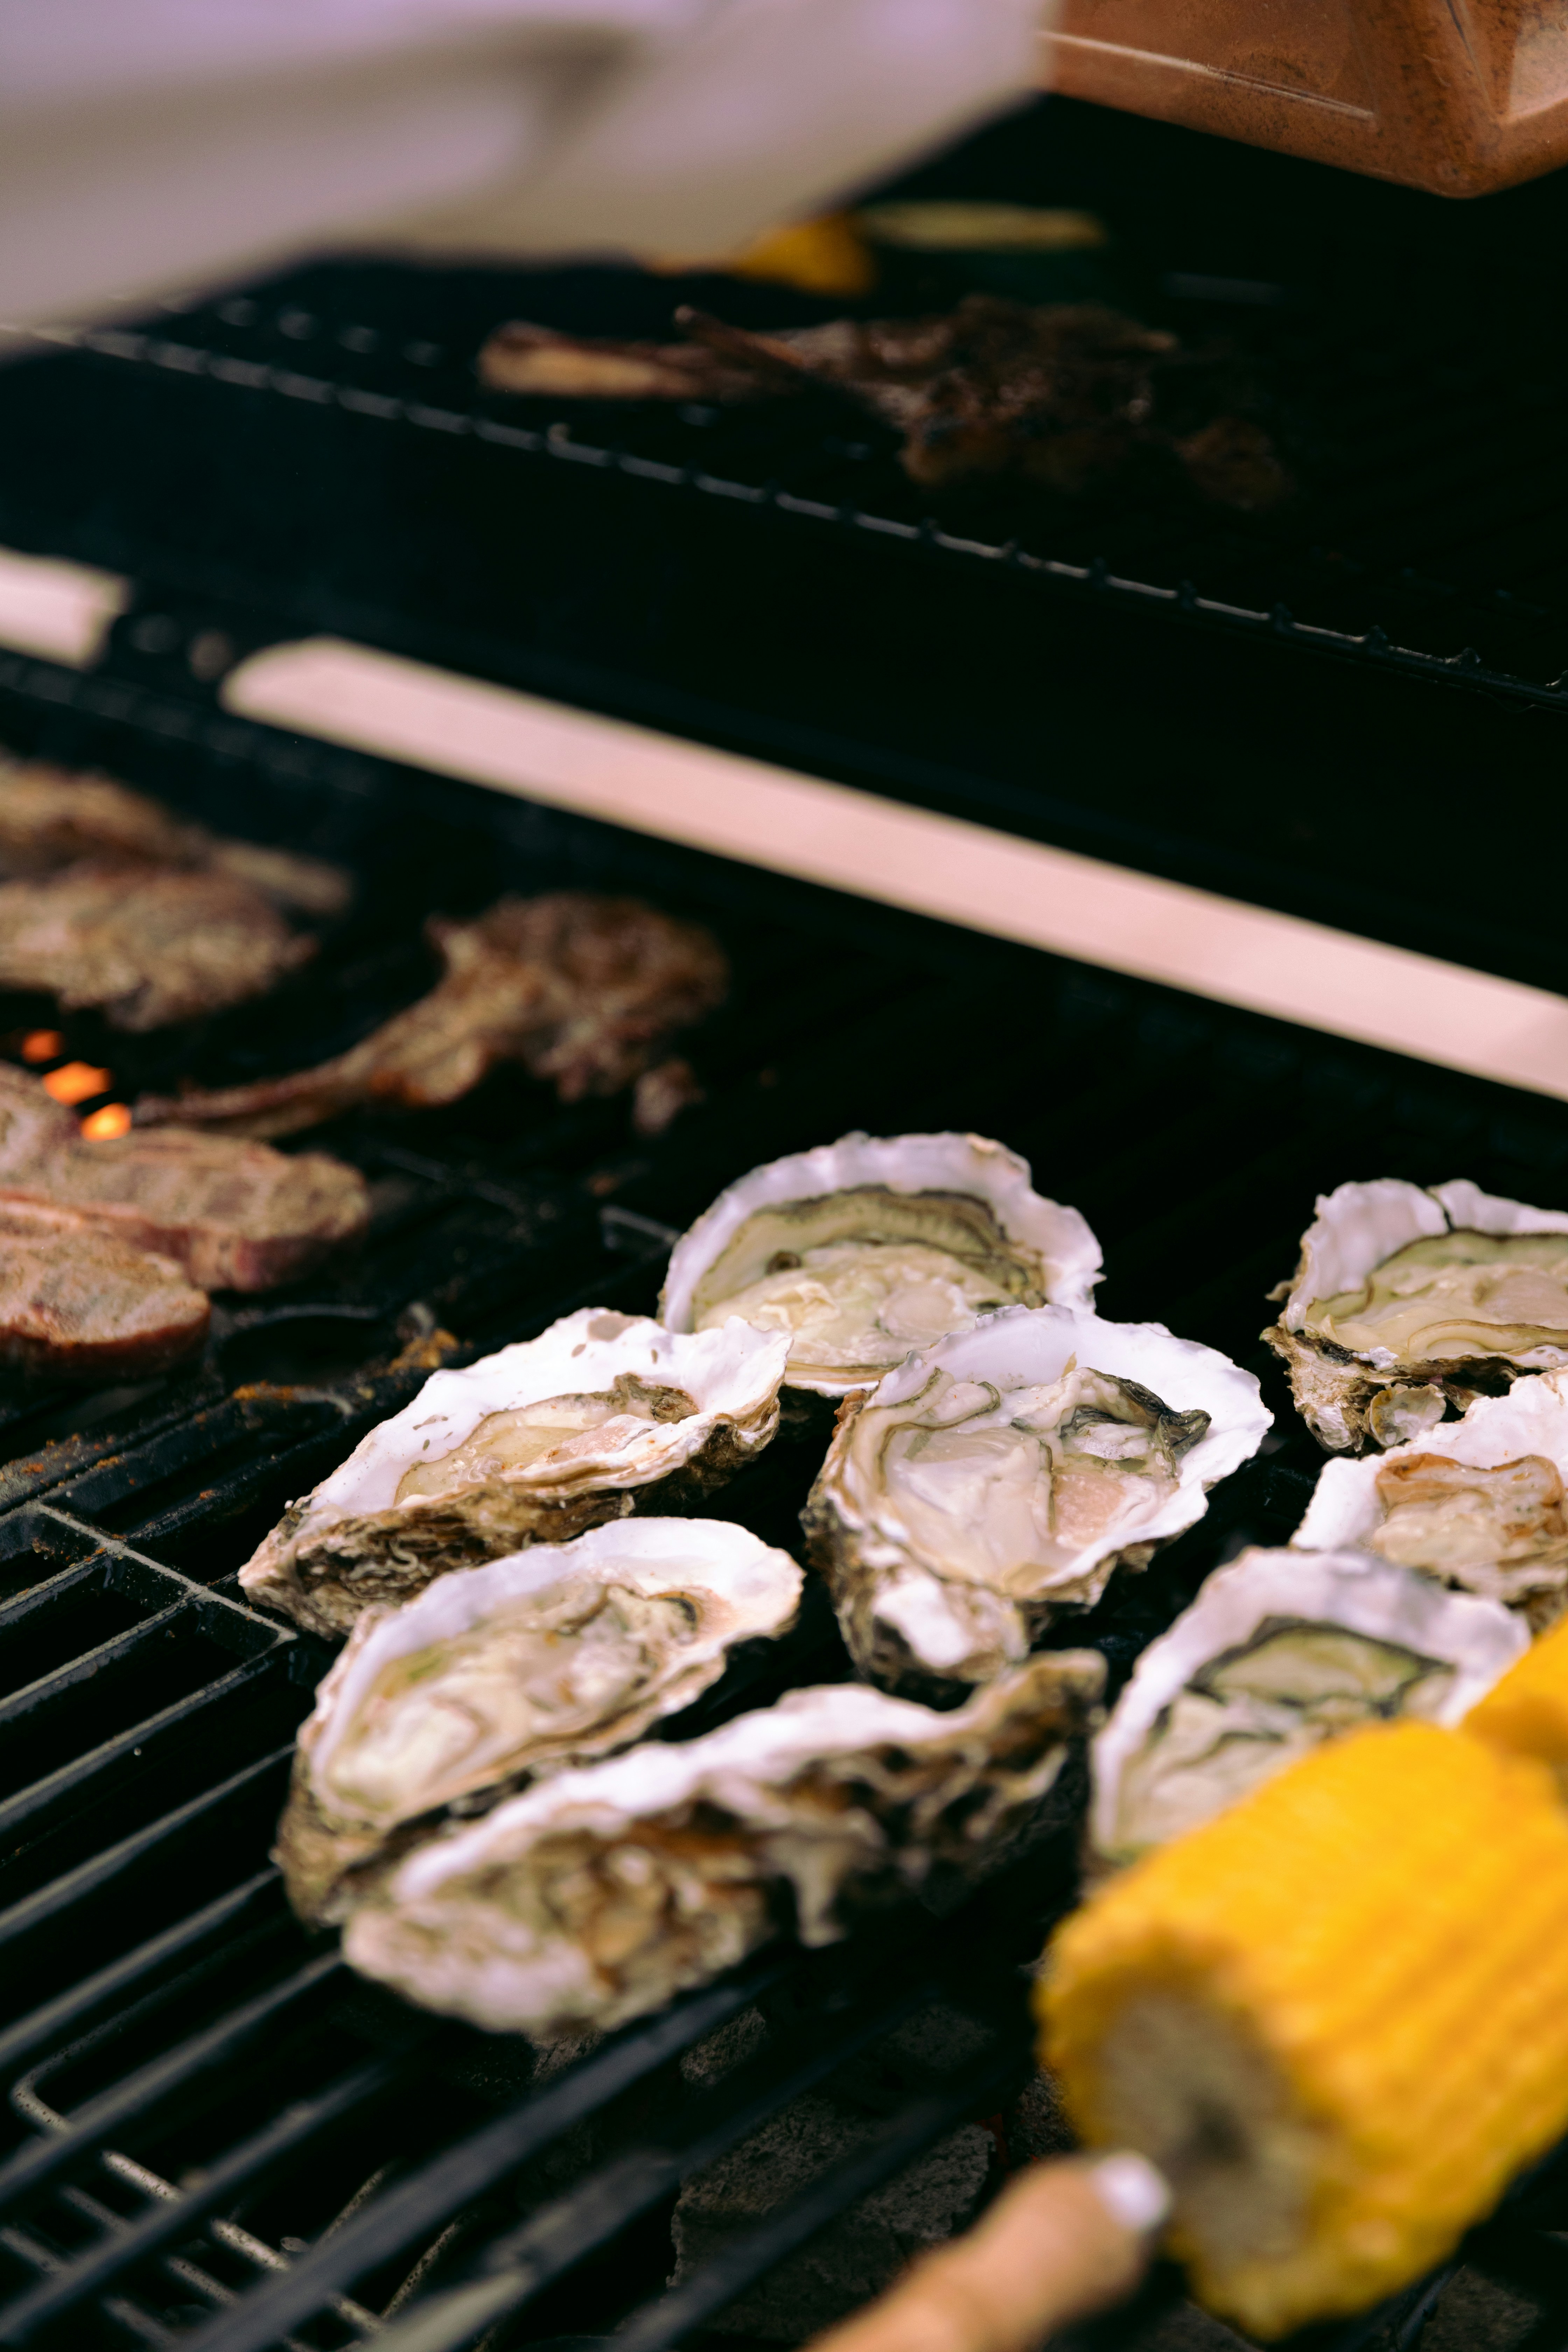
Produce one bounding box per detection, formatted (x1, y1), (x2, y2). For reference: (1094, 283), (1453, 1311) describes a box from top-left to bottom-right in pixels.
(1091, 1545), (1524, 1864)
(276, 1518), (803, 1925)
(343, 1650), (1104, 2035)
(660, 1132), (1100, 1396)
(241, 1309), (789, 1634)
(804, 1304), (1270, 1694)
(1295, 1368), (1568, 1631)
(1264, 1178), (1568, 1454)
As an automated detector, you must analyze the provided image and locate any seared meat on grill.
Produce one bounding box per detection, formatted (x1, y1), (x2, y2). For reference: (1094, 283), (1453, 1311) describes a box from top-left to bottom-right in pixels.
(0, 864), (319, 1031)
(133, 893), (729, 1141)
(0, 759), (350, 913)
(0, 1066), (369, 1290)
(480, 296), (1289, 508)
(0, 1198), (209, 1379)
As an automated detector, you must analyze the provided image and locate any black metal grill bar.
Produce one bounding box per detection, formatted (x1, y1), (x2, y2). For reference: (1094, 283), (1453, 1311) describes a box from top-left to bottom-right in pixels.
(605, 2046), (1028, 2352)
(374, 1964), (1028, 2352)
(0, 1950), (344, 2214)
(0, 1388), (223, 1522)
(0, 2044), (427, 2344)
(18, 315), (1568, 710)
(0, 1874), (281, 2081)
(172, 1955), (805, 2352)
(0, 1651), (286, 1847)
(47, 1398), (344, 1525)
(0, 1600), (195, 1724)
(0, 1746), (290, 1956)
(13, 1927), (969, 2350)
(28, 1512), (295, 1644)
(99, 2147), (387, 2344)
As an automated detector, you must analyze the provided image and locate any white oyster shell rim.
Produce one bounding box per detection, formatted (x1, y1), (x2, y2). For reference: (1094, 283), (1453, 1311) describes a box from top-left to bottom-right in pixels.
(249, 1309), (789, 1554)
(372, 1666), (1085, 1909)
(1282, 1178), (1568, 1360)
(659, 1132), (1101, 1373)
(1089, 1544), (1526, 1857)
(1295, 1366), (1568, 1554)
(300, 1516), (806, 1819)
(820, 1304), (1272, 1589)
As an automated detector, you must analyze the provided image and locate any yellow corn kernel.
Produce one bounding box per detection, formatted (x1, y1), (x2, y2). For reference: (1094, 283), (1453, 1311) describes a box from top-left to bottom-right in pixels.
(651, 214), (876, 299)
(1039, 1721), (1568, 2341)
(1465, 1610), (1568, 1784)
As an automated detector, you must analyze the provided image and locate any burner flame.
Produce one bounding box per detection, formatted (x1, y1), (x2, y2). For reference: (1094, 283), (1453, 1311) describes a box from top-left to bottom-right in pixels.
(20, 1030), (63, 1064)
(44, 1062), (113, 1107)
(80, 1102), (132, 1141)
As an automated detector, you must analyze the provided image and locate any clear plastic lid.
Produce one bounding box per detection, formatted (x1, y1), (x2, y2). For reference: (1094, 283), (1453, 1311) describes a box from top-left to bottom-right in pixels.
(1043, 1), (1568, 196)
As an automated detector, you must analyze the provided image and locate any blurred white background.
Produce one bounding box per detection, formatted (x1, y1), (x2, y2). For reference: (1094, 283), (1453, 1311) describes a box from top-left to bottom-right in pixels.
(0, 0), (1048, 323)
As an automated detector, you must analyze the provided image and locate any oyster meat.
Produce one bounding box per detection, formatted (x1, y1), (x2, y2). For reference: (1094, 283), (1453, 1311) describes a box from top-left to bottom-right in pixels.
(1296, 1368), (1568, 1630)
(1265, 1178), (1568, 1454)
(343, 1651), (1104, 2035)
(241, 1309), (790, 1634)
(1091, 1545), (1524, 1865)
(660, 1132), (1100, 1396)
(277, 1518), (803, 1924)
(805, 1304), (1270, 1693)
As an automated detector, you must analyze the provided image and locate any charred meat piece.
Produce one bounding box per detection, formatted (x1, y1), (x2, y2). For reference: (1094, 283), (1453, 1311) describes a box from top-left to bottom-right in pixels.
(479, 295), (1289, 509)
(0, 1065), (369, 1291)
(0, 1198), (209, 1380)
(133, 893), (729, 1141)
(0, 865), (318, 1031)
(0, 759), (351, 913)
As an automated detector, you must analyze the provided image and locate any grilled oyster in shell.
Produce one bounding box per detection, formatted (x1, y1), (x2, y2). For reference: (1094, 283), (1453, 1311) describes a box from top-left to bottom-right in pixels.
(344, 1652), (1105, 2036)
(241, 1309), (789, 1634)
(277, 1518), (803, 1924)
(805, 1305), (1269, 1694)
(1296, 1369), (1568, 1631)
(1265, 1179), (1568, 1454)
(660, 1132), (1100, 1396)
(1091, 1545), (1524, 1865)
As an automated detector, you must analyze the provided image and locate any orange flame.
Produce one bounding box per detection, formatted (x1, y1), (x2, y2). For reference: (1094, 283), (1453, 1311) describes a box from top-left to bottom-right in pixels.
(80, 1102), (132, 1141)
(44, 1062), (113, 1107)
(20, 1030), (63, 1064)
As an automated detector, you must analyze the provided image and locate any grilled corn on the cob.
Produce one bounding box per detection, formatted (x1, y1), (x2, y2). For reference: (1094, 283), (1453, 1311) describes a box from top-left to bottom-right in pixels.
(1040, 1719), (1568, 2339)
(1465, 1608), (1568, 1783)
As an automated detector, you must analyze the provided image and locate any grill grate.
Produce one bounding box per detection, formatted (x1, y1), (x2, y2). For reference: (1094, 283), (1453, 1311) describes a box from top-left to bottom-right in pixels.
(23, 285), (1568, 716)
(0, 642), (1566, 2347)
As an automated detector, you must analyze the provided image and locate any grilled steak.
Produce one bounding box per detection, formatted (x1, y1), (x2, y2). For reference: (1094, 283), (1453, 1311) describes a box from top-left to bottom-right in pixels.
(133, 893), (729, 1141)
(0, 1198), (209, 1379)
(480, 296), (1289, 508)
(0, 759), (350, 913)
(0, 1066), (369, 1290)
(0, 864), (319, 1031)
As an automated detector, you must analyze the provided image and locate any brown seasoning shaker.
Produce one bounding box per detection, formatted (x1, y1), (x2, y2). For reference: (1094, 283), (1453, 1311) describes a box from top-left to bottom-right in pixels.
(1042, 0), (1568, 195)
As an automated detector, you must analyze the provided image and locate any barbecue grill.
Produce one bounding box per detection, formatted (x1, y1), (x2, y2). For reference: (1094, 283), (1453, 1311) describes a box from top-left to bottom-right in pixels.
(1, 90), (1567, 2352)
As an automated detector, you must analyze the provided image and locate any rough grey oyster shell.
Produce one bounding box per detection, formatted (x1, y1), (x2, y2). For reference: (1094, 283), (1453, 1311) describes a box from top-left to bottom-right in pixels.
(343, 1651), (1105, 2036)
(1090, 1544), (1524, 1865)
(275, 1517), (803, 1925)
(1295, 1367), (1568, 1632)
(241, 1307), (789, 1634)
(1264, 1178), (1568, 1455)
(660, 1130), (1100, 1396)
(803, 1303), (1269, 1695)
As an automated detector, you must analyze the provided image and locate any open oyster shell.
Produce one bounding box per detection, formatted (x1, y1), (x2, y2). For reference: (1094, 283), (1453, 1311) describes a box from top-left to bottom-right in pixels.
(803, 1304), (1270, 1695)
(343, 1650), (1105, 2036)
(241, 1309), (789, 1634)
(1091, 1545), (1524, 1865)
(1264, 1178), (1568, 1455)
(659, 1132), (1100, 1396)
(1295, 1368), (1568, 1631)
(276, 1518), (803, 1925)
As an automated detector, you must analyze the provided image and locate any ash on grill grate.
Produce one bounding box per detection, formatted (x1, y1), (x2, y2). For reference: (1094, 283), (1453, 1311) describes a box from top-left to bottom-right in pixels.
(0, 652), (1567, 2352)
